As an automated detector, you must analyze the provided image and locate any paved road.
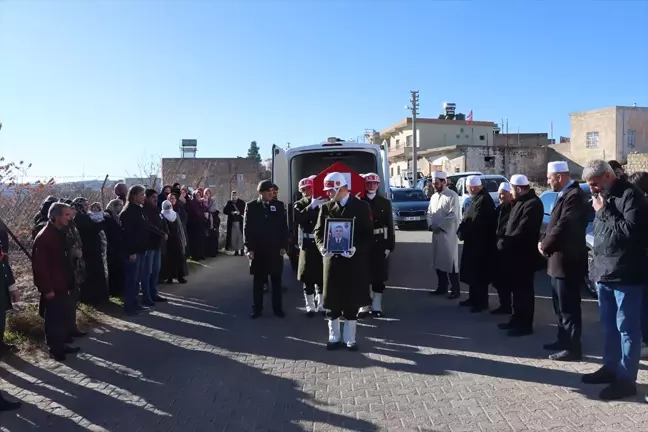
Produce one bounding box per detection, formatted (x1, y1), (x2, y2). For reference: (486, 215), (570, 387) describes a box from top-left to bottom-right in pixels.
(1, 229), (648, 432)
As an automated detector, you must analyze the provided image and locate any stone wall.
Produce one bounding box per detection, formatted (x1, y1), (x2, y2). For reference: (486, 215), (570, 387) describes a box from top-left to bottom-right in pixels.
(626, 153), (648, 174)
(462, 145), (549, 181)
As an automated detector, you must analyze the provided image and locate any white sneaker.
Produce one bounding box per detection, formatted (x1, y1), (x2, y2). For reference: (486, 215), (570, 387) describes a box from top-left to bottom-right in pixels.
(641, 342), (648, 359)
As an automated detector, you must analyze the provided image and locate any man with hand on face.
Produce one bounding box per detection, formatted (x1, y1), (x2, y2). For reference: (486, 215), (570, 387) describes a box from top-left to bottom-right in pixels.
(224, 191), (246, 256)
(491, 182), (514, 315)
(427, 171), (461, 300)
(457, 175), (496, 312)
(294, 176), (326, 317)
(581, 160), (648, 401)
(357, 173), (394, 318)
(314, 172), (373, 351)
(244, 180), (289, 319)
(539, 161), (590, 362)
(497, 174), (544, 337)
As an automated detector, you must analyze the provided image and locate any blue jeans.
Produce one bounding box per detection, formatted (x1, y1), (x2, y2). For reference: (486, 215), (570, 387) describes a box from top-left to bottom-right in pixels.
(141, 248), (162, 301)
(123, 253), (145, 313)
(597, 282), (644, 383)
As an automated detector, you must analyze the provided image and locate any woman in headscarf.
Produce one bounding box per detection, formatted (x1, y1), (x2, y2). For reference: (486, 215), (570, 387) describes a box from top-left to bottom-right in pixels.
(160, 200), (187, 284)
(203, 188), (221, 257)
(32, 196), (57, 239)
(104, 199), (125, 297)
(73, 197), (108, 305)
(185, 188), (208, 261)
(169, 193), (189, 275)
(114, 183), (128, 205)
(158, 185), (172, 209)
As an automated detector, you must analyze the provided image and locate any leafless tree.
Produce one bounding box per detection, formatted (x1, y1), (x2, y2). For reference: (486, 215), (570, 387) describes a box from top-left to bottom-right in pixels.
(130, 153), (162, 189)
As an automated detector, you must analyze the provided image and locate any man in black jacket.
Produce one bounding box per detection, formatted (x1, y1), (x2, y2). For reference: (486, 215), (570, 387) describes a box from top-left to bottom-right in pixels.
(244, 180), (289, 319)
(581, 160), (648, 401)
(457, 175), (496, 313)
(142, 189), (169, 305)
(492, 182), (513, 315)
(497, 174), (543, 337)
(539, 161), (590, 361)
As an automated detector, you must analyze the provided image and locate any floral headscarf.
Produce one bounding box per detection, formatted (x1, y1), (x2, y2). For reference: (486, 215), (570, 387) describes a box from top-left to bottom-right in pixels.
(105, 199), (123, 219)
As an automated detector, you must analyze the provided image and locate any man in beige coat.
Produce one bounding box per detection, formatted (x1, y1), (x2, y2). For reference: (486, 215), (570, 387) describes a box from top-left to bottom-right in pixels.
(427, 171), (461, 299)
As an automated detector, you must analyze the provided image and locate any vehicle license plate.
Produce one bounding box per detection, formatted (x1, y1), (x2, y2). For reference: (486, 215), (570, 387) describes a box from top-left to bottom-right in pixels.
(404, 216), (419, 221)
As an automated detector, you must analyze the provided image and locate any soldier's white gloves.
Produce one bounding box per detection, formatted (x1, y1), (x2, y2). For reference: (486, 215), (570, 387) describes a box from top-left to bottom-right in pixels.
(384, 249), (390, 259)
(341, 247), (356, 259)
(311, 198), (327, 209)
(320, 247), (334, 258)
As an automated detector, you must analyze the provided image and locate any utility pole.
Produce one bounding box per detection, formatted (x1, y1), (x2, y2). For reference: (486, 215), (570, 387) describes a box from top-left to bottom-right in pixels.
(407, 90), (419, 184)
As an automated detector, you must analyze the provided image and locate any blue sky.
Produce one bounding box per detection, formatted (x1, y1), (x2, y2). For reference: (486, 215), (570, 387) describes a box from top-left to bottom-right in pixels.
(1, 0), (646, 182)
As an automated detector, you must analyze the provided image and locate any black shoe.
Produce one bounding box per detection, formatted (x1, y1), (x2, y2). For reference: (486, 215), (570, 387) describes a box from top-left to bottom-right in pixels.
(430, 289), (448, 296)
(582, 366), (616, 384)
(459, 299), (472, 307)
(0, 396), (21, 412)
(357, 311), (369, 319)
(49, 350), (66, 361)
(178, 278), (188, 284)
(347, 343), (358, 352)
(599, 380), (637, 401)
(234, 251), (239, 256)
(70, 330), (87, 338)
(371, 310), (383, 318)
(274, 310), (285, 318)
(142, 299), (155, 307)
(490, 306), (511, 315)
(448, 292), (460, 300)
(498, 321), (517, 330)
(326, 341), (341, 350)
(507, 328), (533, 337)
(153, 296), (167, 303)
(549, 350), (582, 361)
(470, 306), (486, 313)
(543, 341), (566, 351)
(250, 311), (261, 319)
(63, 345), (81, 354)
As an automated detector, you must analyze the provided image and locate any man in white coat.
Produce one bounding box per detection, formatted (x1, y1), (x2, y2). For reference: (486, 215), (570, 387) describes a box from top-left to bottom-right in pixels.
(427, 171), (461, 299)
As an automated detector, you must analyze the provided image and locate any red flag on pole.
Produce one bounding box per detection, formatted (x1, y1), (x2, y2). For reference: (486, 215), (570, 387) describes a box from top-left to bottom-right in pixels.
(466, 110), (473, 124)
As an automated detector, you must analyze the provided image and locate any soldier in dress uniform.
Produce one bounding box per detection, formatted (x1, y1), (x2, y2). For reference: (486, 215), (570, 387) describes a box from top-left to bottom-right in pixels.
(357, 173), (394, 318)
(294, 177), (327, 317)
(492, 182), (514, 315)
(314, 172), (373, 351)
(244, 180), (289, 319)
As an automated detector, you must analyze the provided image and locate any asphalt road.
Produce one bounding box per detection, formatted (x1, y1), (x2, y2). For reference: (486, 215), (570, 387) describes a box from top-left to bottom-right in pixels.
(1, 228), (647, 432)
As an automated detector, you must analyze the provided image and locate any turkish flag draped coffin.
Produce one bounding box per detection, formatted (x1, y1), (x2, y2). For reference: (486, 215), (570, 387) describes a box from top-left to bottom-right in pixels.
(311, 161), (367, 200)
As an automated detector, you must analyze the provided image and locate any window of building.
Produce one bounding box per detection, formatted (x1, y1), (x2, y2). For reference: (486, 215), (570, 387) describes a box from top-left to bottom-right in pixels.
(395, 139), (400, 148)
(390, 167), (394, 177)
(405, 135), (412, 146)
(397, 166), (401, 175)
(586, 132), (599, 149)
(456, 134), (460, 139)
(628, 130), (636, 149)
(479, 135), (485, 141)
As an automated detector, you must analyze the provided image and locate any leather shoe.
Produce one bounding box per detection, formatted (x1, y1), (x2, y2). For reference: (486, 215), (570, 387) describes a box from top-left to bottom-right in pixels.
(274, 310), (285, 318)
(548, 350), (582, 361)
(0, 396), (21, 412)
(64, 345), (81, 354)
(70, 330), (87, 338)
(543, 341), (566, 351)
(507, 328), (533, 337)
(429, 289), (447, 296)
(250, 311), (261, 319)
(49, 350), (66, 361)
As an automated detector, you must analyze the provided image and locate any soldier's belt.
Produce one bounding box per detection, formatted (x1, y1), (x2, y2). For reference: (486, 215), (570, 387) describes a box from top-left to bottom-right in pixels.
(303, 233), (315, 239)
(373, 228), (385, 234)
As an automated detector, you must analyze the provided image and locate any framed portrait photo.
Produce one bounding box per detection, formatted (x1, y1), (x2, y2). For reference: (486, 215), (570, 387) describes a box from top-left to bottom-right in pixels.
(324, 218), (355, 254)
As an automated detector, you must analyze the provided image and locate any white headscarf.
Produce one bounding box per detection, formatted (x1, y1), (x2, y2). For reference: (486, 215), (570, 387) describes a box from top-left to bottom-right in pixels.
(161, 200), (177, 223)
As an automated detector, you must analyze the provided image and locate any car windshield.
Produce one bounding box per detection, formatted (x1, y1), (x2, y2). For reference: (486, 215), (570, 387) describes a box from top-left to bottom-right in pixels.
(481, 178), (505, 193)
(392, 190), (428, 201)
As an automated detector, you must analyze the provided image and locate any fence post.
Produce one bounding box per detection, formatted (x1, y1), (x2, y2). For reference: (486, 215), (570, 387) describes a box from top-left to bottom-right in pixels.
(100, 174), (109, 208)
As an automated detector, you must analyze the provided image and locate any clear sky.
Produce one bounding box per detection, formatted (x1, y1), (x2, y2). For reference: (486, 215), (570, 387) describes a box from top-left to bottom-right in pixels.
(1, 0), (646, 182)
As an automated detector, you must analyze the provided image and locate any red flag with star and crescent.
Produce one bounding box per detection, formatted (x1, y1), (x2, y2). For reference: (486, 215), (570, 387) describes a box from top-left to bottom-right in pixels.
(311, 161), (367, 200)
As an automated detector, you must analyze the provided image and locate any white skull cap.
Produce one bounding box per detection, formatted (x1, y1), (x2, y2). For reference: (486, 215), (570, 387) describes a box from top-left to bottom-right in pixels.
(547, 161), (569, 174)
(432, 171), (446, 180)
(510, 174), (529, 186)
(466, 175), (482, 187)
(498, 182), (511, 192)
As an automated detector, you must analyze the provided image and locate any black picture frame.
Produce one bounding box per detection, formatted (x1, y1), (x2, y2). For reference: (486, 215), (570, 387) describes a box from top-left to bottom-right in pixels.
(324, 218), (355, 254)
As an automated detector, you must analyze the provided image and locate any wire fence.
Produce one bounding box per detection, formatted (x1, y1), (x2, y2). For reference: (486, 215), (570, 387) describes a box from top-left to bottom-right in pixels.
(0, 167), (262, 303)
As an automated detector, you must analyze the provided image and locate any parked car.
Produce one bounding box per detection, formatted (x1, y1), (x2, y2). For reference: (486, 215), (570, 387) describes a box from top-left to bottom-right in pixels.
(415, 171), (483, 192)
(390, 187), (429, 229)
(454, 174), (508, 217)
(538, 183), (597, 298)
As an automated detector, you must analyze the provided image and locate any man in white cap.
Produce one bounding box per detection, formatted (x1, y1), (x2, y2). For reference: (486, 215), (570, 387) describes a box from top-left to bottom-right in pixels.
(457, 175), (496, 312)
(538, 161), (590, 361)
(492, 182), (514, 315)
(427, 171), (461, 299)
(314, 172), (373, 351)
(496, 174), (544, 337)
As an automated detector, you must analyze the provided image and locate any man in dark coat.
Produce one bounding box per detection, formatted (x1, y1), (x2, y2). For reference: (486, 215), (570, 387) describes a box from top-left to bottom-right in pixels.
(244, 180), (289, 319)
(539, 161), (590, 361)
(581, 160), (648, 401)
(294, 176), (326, 317)
(457, 175), (496, 313)
(358, 173), (394, 318)
(314, 172), (373, 351)
(497, 174), (544, 337)
(224, 191), (246, 255)
(492, 182), (514, 315)
(32, 202), (80, 361)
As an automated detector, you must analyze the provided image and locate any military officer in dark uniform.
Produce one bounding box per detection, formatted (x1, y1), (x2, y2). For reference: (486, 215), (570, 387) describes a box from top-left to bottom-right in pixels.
(244, 180), (289, 319)
(294, 176), (326, 317)
(497, 174), (544, 337)
(492, 182), (514, 315)
(314, 172), (373, 351)
(357, 173), (394, 318)
(457, 175), (497, 312)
